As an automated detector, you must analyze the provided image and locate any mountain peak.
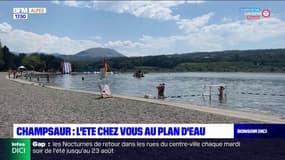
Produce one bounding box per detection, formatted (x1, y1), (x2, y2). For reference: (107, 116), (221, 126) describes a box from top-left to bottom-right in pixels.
(76, 47), (125, 58)
(53, 47), (125, 62)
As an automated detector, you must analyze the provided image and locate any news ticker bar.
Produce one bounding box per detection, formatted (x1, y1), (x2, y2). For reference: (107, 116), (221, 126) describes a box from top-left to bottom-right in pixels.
(13, 124), (285, 139)
(2, 139), (285, 160)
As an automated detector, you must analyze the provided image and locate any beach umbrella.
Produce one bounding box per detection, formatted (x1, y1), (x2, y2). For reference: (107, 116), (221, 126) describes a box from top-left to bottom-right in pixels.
(18, 66), (26, 69)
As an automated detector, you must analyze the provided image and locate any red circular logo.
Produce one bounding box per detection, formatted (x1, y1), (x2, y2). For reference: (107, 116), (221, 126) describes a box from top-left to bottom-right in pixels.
(262, 9), (271, 18)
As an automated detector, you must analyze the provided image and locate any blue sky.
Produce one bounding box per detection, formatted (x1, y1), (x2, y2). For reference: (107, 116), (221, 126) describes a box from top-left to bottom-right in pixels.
(0, 1), (285, 56)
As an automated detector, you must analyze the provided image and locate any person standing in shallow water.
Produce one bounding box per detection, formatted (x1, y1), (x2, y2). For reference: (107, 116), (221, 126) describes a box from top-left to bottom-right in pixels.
(161, 83), (165, 98)
(156, 83), (166, 99)
(46, 74), (50, 83)
(156, 84), (162, 98)
(218, 86), (224, 98)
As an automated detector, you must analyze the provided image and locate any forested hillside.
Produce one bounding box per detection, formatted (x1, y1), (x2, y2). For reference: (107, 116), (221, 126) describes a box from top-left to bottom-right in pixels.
(72, 49), (285, 72)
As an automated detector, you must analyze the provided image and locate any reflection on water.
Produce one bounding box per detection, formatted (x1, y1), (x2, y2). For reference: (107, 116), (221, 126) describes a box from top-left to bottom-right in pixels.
(62, 74), (72, 89)
(36, 72), (285, 116)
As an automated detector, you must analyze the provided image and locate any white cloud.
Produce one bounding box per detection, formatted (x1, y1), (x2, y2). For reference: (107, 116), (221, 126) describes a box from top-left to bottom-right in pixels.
(53, 1), (204, 21)
(52, 0), (90, 8)
(51, 0), (60, 5)
(89, 36), (102, 41)
(122, 17), (285, 55)
(177, 12), (214, 33)
(222, 17), (233, 23)
(62, 1), (81, 7)
(1, 17), (285, 57)
(201, 17), (285, 44)
(104, 40), (144, 49)
(0, 22), (12, 33)
(0, 23), (102, 54)
(62, 1), (91, 8)
(96, 1), (182, 21)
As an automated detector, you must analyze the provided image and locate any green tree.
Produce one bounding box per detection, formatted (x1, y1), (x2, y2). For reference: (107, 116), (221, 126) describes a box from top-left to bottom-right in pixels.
(39, 54), (62, 72)
(22, 55), (46, 71)
(2, 45), (16, 69)
(0, 41), (4, 70)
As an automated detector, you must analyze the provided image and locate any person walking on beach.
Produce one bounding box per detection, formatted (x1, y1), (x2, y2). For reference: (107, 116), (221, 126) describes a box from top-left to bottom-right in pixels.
(13, 70), (16, 79)
(8, 69), (11, 79)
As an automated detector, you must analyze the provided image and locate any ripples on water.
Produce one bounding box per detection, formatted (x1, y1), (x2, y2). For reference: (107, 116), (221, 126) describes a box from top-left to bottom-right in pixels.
(36, 72), (285, 116)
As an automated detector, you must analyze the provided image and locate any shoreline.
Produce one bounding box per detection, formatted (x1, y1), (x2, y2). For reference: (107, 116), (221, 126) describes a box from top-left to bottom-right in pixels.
(8, 73), (285, 124)
(1, 72), (285, 137)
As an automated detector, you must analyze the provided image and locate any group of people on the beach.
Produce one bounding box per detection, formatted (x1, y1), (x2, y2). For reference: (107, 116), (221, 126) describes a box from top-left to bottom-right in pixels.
(7, 69), (51, 83)
(7, 69), (22, 79)
(7, 66), (28, 79)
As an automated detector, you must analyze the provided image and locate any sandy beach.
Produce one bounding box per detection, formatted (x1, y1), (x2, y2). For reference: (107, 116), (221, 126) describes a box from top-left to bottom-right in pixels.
(1, 72), (284, 137)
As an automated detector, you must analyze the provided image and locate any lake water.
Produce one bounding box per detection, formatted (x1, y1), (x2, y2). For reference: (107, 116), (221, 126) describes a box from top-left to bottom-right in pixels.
(35, 72), (285, 116)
